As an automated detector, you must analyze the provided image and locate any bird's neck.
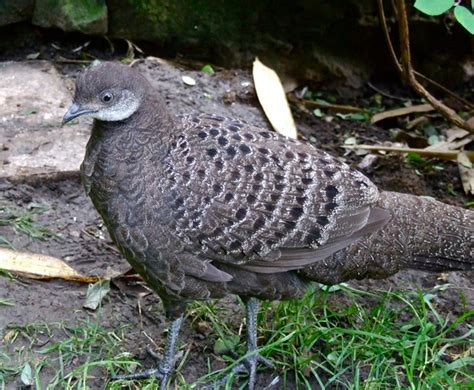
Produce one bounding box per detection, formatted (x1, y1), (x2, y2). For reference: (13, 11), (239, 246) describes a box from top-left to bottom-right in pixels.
(93, 94), (176, 145)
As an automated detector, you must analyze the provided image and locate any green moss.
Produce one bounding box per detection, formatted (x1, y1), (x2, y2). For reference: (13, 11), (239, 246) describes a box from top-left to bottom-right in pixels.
(63, 0), (106, 26)
(32, 0), (107, 34)
(109, 0), (244, 43)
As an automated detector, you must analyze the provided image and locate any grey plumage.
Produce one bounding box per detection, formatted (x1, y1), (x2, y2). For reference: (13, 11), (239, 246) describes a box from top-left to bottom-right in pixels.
(302, 191), (473, 284)
(63, 62), (473, 388)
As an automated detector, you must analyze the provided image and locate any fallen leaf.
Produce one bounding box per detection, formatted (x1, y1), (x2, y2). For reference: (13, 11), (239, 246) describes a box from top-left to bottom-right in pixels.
(20, 363), (33, 386)
(182, 75), (196, 86)
(406, 115), (429, 129)
(252, 58), (297, 139)
(344, 137), (357, 145)
(84, 279), (111, 310)
(313, 108), (324, 118)
(425, 136), (472, 152)
(445, 128), (470, 142)
(26, 52), (40, 60)
(458, 152), (474, 195)
(0, 248), (97, 282)
(370, 103), (434, 124)
(213, 334), (240, 355)
(201, 64), (215, 75)
(3, 329), (16, 342)
(357, 154), (379, 170)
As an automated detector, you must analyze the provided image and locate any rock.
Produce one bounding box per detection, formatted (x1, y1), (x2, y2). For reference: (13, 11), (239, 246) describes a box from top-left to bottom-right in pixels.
(106, 0), (378, 85)
(32, 0), (107, 35)
(0, 61), (89, 177)
(0, 0), (34, 26)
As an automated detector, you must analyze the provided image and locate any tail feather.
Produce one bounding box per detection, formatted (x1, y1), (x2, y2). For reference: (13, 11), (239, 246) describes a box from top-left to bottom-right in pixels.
(412, 255), (473, 272)
(300, 191), (473, 285)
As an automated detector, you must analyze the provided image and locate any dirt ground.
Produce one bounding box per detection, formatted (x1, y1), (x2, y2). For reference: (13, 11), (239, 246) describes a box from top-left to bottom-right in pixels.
(0, 46), (473, 389)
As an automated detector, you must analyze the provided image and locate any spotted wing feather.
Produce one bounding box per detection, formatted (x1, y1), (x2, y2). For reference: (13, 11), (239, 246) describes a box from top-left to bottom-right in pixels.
(163, 113), (387, 273)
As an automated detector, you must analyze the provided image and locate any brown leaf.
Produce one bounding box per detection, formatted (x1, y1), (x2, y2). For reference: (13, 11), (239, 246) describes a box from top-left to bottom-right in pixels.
(445, 127), (470, 142)
(0, 248), (97, 282)
(458, 152), (474, 195)
(252, 58), (297, 139)
(370, 103), (434, 124)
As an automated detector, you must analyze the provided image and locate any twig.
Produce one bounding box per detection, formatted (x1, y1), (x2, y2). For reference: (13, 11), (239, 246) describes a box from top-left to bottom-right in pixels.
(395, 0), (473, 133)
(377, 0), (402, 74)
(344, 144), (474, 162)
(367, 82), (406, 101)
(414, 71), (474, 111)
(288, 95), (365, 113)
(54, 57), (92, 64)
(377, 0), (474, 127)
(6, 170), (81, 185)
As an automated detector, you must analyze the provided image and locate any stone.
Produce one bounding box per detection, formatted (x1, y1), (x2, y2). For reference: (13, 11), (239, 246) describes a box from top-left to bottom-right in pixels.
(0, 61), (89, 177)
(32, 0), (107, 35)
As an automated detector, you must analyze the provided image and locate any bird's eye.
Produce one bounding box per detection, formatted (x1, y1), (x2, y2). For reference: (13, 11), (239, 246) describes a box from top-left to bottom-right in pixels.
(100, 91), (114, 103)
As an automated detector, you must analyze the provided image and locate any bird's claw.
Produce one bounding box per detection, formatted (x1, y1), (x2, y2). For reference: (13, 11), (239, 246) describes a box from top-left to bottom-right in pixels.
(111, 316), (183, 390)
(110, 347), (173, 390)
(205, 351), (278, 390)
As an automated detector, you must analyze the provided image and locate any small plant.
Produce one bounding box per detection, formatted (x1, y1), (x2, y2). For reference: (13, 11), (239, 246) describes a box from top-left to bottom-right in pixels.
(414, 0), (474, 34)
(0, 204), (56, 241)
(404, 152), (444, 175)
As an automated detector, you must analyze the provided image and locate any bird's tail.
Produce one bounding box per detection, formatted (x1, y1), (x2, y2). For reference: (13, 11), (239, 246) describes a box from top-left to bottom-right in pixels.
(377, 191), (473, 272)
(299, 191), (473, 285)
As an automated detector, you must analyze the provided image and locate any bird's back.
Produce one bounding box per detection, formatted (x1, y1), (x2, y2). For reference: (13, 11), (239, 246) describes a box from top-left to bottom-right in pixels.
(166, 113), (384, 267)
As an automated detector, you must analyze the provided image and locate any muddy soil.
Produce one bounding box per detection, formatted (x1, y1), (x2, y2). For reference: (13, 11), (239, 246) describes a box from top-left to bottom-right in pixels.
(0, 55), (472, 389)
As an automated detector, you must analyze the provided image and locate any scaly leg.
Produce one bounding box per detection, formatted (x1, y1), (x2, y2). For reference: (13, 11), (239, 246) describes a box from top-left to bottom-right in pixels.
(209, 297), (277, 390)
(112, 315), (183, 390)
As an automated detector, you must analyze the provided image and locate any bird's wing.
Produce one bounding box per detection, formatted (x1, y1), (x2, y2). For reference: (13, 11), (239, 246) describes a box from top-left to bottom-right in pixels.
(164, 114), (388, 274)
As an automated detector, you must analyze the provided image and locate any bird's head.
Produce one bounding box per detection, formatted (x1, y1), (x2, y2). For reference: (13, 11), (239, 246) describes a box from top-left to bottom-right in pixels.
(62, 62), (151, 125)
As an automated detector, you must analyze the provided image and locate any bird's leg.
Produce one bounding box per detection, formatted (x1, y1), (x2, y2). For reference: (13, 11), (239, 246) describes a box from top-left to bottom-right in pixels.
(209, 297), (276, 390)
(112, 315), (183, 390)
(243, 297), (275, 388)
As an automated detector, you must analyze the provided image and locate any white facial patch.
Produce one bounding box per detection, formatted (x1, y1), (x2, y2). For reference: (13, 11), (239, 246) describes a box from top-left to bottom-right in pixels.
(92, 90), (139, 121)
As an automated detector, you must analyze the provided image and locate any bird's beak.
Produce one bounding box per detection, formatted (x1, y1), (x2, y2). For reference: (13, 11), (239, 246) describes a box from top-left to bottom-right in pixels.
(62, 102), (96, 126)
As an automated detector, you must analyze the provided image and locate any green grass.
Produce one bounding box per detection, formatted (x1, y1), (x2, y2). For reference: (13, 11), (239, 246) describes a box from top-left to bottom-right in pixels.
(0, 203), (57, 244)
(0, 319), (134, 389)
(1, 284), (472, 389)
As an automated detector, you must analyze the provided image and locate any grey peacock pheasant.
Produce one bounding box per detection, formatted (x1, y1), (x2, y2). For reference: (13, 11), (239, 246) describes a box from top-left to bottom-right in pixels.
(62, 62), (473, 389)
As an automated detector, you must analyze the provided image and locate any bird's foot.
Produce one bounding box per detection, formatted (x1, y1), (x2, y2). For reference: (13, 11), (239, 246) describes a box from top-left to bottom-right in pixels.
(206, 350), (278, 390)
(111, 347), (174, 390)
(112, 316), (183, 390)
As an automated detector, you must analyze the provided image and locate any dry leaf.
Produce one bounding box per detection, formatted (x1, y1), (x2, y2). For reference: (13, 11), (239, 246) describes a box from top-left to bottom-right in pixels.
(406, 115), (428, 129)
(182, 75), (196, 86)
(344, 144), (474, 162)
(252, 58), (297, 139)
(445, 128), (470, 142)
(84, 279), (111, 310)
(425, 137), (472, 152)
(0, 248), (97, 282)
(371, 103), (434, 124)
(458, 152), (474, 195)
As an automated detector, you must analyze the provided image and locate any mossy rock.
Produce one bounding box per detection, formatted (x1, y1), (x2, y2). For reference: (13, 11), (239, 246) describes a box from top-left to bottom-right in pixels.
(108, 0), (246, 46)
(32, 0), (107, 34)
